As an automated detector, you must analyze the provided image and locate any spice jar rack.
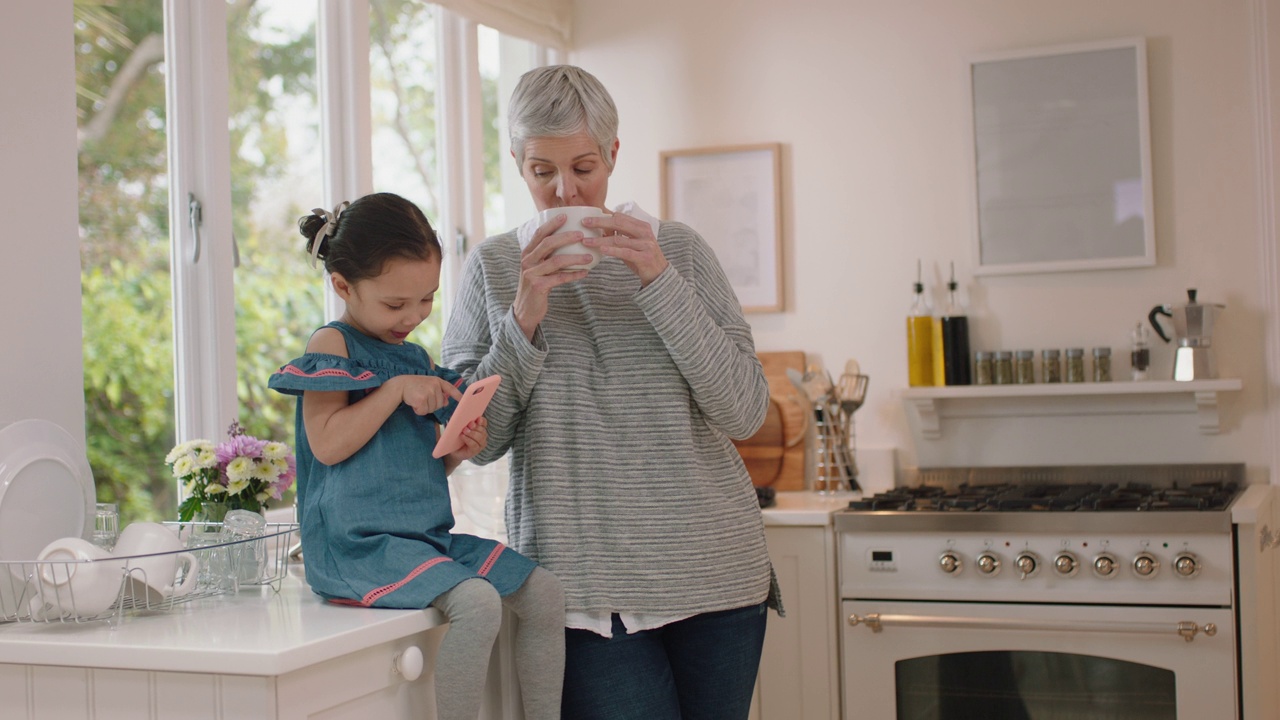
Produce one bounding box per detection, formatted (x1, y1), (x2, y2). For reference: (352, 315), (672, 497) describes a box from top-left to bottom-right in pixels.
(899, 378), (1243, 439)
(0, 522), (298, 628)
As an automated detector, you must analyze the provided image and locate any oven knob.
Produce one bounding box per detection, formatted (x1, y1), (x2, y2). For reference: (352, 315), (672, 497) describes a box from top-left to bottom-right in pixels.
(976, 552), (1001, 576)
(938, 552), (963, 574)
(1092, 552), (1118, 578)
(1132, 552), (1160, 578)
(1173, 552), (1201, 578)
(1053, 551), (1079, 577)
(1014, 551), (1039, 579)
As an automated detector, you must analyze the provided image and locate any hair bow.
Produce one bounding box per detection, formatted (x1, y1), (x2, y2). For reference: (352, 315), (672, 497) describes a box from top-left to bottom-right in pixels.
(309, 201), (350, 268)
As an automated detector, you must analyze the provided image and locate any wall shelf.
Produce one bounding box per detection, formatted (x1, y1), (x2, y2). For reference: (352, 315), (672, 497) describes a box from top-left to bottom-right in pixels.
(899, 379), (1243, 439)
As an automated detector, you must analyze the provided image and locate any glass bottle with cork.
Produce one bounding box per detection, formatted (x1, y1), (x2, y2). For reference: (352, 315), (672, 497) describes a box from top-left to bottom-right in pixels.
(906, 260), (935, 386)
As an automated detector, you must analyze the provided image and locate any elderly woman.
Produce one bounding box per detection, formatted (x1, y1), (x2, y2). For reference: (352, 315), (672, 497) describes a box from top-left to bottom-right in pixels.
(441, 65), (778, 720)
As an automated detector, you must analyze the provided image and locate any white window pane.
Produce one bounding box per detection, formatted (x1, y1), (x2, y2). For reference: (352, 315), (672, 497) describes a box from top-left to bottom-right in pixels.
(369, 0), (443, 354)
(479, 25), (539, 238)
(76, 0), (175, 524)
(227, 0), (323, 477)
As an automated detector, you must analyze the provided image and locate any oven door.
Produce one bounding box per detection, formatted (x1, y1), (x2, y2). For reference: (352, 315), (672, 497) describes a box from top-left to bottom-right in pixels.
(841, 600), (1237, 720)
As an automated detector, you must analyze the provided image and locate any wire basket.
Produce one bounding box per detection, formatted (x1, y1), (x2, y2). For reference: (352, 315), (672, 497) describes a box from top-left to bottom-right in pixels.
(0, 522), (298, 627)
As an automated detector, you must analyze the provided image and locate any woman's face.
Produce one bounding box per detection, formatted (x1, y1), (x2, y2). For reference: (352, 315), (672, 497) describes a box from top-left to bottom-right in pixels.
(518, 131), (618, 212)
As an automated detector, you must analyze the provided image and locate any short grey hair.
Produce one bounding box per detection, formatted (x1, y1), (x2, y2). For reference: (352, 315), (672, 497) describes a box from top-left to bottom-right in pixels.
(508, 65), (619, 170)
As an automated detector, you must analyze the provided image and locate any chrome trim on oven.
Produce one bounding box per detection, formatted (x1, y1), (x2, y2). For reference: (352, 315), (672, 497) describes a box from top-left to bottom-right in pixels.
(834, 510), (1233, 534)
(846, 612), (1219, 642)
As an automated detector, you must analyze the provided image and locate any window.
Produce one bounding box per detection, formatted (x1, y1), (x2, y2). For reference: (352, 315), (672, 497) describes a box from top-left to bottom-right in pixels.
(77, 0), (550, 523)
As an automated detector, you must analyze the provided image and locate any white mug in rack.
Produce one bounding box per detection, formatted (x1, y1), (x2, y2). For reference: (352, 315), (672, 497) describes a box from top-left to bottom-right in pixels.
(114, 522), (200, 601)
(531, 206), (605, 271)
(29, 536), (125, 620)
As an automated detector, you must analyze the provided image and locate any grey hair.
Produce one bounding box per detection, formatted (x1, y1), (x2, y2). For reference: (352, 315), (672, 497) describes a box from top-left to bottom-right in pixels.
(508, 65), (619, 170)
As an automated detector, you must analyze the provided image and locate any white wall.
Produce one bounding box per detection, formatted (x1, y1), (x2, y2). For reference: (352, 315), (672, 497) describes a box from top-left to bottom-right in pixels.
(570, 0), (1275, 477)
(0, 3), (85, 439)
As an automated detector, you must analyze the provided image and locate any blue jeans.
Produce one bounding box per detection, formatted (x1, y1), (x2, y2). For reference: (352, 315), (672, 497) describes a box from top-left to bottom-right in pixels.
(561, 601), (768, 720)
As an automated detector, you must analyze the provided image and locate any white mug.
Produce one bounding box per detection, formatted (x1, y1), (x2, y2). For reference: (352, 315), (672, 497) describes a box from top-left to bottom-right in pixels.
(29, 537), (125, 620)
(114, 522), (200, 602)
(531, 206), (606, 271)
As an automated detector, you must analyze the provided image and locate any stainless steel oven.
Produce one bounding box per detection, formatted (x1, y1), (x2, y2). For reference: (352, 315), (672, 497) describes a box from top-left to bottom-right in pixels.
(834, 465), (1252, 720)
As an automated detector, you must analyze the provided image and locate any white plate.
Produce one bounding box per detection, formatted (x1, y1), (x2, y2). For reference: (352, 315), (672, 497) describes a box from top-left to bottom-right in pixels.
(0, 419), (96, 564)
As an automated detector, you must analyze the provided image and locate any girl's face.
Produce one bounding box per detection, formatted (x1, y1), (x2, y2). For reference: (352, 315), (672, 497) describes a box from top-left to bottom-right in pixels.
(518, 130), (619, 212)
(332, 256), (440, 345)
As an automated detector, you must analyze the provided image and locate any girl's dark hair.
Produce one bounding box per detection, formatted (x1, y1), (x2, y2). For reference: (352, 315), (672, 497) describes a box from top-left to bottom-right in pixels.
(297, 192), (441, 282)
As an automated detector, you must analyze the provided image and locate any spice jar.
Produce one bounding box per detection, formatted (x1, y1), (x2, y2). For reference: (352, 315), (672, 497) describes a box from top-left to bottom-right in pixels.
(1041, 349), (1062, 383)
(993, 351), (1014, 385)
(1065, 347), (1086, 383)
(974, 351), (994, 385)
(1014, 350), (1035, 384)
(1092, 347), (1112, 382)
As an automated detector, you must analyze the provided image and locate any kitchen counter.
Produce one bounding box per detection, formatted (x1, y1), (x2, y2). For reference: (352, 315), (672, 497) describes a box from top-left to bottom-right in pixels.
(761, 490), (858, 527)
(0, 565), (444, 676)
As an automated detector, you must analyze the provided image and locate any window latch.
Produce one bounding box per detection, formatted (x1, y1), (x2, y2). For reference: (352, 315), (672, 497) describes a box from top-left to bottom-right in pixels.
(188, 192), (203, 264)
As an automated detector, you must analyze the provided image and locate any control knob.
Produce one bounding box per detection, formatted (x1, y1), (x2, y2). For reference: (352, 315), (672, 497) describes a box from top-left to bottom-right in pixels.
(1014, 551), (1039, 579)
(1092, 552), (1119, 579)
(976, 552), (1001, 576)
(1132, 552), (1160, 579)
(1173, 552), (1201, 578)
(938, 552), (962, 575)
(1053, 551), (1079, 577)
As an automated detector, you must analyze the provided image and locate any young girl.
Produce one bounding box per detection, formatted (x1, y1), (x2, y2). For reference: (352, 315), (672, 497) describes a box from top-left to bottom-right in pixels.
(268, 192), (564, 720)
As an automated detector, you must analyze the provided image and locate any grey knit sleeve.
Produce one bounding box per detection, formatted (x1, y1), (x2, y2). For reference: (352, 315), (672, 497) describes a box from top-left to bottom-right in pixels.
(633, 222), (769, 440)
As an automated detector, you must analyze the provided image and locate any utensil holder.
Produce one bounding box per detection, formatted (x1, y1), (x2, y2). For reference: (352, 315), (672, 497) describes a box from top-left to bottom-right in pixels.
(813, 403), (854, 493)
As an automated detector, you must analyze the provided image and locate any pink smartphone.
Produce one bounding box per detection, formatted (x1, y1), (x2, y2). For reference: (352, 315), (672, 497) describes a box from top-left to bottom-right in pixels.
(431, 375), (502, 459)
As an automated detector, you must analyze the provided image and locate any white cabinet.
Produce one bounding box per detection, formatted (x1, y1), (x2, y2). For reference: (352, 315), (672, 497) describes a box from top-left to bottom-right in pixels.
(756, 496), (844, 720)
(0, 626), (445, 719)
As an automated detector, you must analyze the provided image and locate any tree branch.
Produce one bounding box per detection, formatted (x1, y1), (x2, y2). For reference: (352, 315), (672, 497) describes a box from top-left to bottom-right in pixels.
(78, 32), (165, 150)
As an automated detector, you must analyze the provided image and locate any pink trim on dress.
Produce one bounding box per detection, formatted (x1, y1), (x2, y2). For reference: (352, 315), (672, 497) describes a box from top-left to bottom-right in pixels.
(277, 364), (376, 381)
(359, 556), (454, 606)
(477, 544), (506, 577)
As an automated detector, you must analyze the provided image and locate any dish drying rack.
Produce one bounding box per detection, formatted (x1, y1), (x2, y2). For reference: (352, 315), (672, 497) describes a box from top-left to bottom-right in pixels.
(0, 522), (299, 628)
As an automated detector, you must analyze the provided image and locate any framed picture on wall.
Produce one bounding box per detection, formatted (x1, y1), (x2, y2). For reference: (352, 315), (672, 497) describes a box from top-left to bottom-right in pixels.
(660, 143), (783, 313)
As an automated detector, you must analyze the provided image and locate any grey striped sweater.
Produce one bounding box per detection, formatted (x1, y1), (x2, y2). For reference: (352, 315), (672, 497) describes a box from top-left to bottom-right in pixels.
(441, 220), (776, 616)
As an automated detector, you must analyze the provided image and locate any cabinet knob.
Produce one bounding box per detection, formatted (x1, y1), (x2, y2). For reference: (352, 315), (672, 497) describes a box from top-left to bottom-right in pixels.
(394, 645), (424, 681)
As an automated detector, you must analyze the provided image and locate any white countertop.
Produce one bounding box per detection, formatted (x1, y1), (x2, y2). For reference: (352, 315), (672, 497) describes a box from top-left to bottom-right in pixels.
(761, 491), (859, 527)
(0, 566), (445, 676)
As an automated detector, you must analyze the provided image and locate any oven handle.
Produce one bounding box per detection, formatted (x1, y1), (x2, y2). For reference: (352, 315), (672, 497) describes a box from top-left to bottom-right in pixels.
(848, 613), (1218, 643)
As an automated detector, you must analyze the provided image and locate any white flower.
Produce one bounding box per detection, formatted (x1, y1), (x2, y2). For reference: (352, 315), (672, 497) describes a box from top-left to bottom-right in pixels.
(172, 455), (194, 479)
(184, 479), (198, 495)
(226, 477), (250, 496)
(193, 447), (218, 469)
(262, 442), (289, 461)
(206, 483), (227, 496)
(226, 456), (254, 484)
(269, 458), (289, 478)
(165, 440), (193, 465)
(255, 490), (272, 502)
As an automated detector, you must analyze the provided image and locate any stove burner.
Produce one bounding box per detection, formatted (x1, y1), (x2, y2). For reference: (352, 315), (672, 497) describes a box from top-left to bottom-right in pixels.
(847, 479), (1240, 513)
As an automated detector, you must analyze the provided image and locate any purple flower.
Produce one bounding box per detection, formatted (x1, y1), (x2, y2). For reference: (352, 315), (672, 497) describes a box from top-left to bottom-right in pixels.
(216, 433), (267, 465)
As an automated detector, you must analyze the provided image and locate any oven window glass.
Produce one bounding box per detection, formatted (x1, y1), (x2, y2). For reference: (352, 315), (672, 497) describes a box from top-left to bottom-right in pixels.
(896, 651), (1175, 719)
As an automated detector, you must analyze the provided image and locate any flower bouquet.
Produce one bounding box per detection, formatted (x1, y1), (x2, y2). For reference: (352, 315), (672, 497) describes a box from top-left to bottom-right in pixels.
(169, 421), (296, 523)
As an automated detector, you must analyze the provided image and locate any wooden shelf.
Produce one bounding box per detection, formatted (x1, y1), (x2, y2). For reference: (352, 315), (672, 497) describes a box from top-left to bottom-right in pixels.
(899, 379), (1243, 439)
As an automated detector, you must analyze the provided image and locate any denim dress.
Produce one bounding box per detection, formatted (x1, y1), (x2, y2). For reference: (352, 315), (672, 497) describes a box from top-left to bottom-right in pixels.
(268, 321), (535, 608)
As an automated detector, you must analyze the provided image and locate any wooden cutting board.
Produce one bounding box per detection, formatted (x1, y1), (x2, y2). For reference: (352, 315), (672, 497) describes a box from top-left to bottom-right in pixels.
(733, 351), (808, 491)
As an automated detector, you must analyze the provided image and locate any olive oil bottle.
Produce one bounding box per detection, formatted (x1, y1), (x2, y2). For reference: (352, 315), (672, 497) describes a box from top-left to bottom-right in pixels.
(906, 261), (935, 387)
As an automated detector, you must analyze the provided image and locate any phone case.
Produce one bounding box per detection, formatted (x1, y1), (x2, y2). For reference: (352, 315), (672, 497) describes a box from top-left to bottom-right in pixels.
(431, 375), (502, 459)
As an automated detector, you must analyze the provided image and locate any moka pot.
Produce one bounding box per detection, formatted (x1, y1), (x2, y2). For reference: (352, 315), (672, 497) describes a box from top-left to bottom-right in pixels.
(1148, 289), (1224, 381)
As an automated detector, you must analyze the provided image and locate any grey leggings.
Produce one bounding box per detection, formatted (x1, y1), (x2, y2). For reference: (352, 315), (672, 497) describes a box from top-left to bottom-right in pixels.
(430, 567), (565, 720)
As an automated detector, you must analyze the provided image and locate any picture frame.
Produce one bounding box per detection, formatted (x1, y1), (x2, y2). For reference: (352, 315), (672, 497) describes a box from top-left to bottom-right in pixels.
(660, 143), (783, 313)
(967, 37), (1156, 275)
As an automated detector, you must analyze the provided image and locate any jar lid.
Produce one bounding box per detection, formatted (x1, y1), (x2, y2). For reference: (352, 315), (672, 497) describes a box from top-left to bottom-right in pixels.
(223, 508), (267, 536)
(975, 351), (993, 360)
(1042, 349), (1061, 357)
(1065, 347), (1085, 357)
(1092, 347), (1112, 357)
(1015, 350), (1034, 359)
(994, 350), (1013, 359)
